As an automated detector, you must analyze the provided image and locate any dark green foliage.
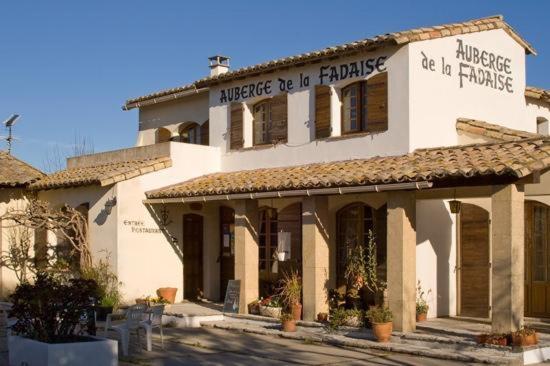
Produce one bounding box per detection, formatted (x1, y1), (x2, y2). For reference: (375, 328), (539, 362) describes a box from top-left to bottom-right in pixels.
(9, 272), (99, 343)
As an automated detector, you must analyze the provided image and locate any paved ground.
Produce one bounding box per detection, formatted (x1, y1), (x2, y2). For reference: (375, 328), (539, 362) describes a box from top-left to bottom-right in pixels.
(119, 327), (473, 366)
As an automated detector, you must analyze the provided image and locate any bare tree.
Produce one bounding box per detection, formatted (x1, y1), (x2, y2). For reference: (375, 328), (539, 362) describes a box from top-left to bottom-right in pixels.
(42, 133), (94, 173)
(1, 200), (92, 271)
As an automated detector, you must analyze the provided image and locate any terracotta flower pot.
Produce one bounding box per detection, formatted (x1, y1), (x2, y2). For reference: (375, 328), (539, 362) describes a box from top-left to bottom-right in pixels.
(282, 319), (297, 332)
(292, 303), (302, 321)
(512, 332), (538, 347)
(248, 302), (260, 315)
(416, 312), (427, 322)
(157, 287), (177, 304)
(317, 312), (328, 322)
(372, 322), (392, 342)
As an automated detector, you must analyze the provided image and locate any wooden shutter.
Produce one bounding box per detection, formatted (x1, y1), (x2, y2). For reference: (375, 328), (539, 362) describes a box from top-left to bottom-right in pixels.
(200, 120), (209, 146)
(315, 85), (331, 139)
(270, 93), (288, 143)
(366, 72), (388, 133)
(230, 103), (243, 150)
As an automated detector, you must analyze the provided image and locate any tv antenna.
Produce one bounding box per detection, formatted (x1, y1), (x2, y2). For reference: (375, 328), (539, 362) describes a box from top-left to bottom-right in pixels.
(1, 114), (21, 154)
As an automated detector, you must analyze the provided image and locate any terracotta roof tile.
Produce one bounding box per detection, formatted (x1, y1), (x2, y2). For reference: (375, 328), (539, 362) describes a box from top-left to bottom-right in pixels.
(29, 157), (172, 191)
(124, 15), (535, 110)
(146, 138), (550, 199)
(525, 86), (550, 103)
(0, 152), (44, 188)
(456, 118), (542, 141)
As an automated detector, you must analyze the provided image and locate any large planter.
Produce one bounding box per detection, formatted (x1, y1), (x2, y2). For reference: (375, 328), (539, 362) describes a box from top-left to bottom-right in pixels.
(372, 322), (393, 342)
(9, 334), (118, 366)
(259, 305), (282, 318)
(292, 303), (302, 321)
(344, 315), (363, 327)
(157, 287), (178, 304)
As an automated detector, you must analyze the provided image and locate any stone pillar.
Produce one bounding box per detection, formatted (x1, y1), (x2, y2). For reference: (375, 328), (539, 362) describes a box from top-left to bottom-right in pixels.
(302, 196), (330, 321)
(387, 191), (416, 332)
(491, 184), (524, 333)
(234, 199), (259, 313)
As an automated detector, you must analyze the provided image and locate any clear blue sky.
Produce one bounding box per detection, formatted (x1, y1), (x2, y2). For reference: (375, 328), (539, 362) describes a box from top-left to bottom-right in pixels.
(1, 1), (549, 170)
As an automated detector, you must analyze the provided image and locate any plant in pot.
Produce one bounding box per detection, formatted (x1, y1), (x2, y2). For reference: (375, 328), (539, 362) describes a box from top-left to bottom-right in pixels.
(259, 296), (283, 318)
(81, 254), (122, 321)
(511, 327), (538, 347)
(248, 299), (260, 315)
(278, 270), (302, 320)
(281, 312), (297, 332)
(344, 239), (367, 309)
(8, 272), (118, 366)
(477, 333), (509, 346)
(328, 307), (364, 329)
(415, 280), (431, 322)
(366, 306), (393, 342)
(157, 287), (178, 304)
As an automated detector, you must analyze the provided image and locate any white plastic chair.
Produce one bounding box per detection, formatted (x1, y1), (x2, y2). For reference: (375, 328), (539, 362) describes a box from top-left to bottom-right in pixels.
(111, 305), (147, 356)
(140, 305), (165, 351)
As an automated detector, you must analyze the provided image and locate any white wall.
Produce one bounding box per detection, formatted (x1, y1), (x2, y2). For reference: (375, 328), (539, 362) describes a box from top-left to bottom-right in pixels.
(408, 29), (528, 150)
(137, 92), (209, 146)
(526, 98), (550, 134)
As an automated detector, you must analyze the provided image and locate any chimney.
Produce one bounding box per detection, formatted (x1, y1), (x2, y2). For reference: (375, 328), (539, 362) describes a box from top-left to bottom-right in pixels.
(208, 55), (230, 77)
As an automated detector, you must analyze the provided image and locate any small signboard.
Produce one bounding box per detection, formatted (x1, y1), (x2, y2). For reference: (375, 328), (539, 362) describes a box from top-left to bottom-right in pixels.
(223, 280), (240, 314)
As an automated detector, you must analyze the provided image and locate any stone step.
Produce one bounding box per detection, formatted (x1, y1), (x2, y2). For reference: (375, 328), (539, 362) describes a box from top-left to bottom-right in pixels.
(200, 319), (522, 365)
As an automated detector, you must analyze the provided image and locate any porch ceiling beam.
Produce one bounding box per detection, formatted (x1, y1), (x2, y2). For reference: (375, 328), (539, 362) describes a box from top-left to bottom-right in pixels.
(142, 181), (433, 204)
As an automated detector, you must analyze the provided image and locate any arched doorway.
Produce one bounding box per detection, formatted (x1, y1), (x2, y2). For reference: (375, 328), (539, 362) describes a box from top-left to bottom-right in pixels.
(525, 200), (550, 317)
(458, 203), (490, 318)
(336, 203), (387, 298)
(183, 214), (203, 300)
(156, 127), (172, 143)
(258, 203), (302, 297)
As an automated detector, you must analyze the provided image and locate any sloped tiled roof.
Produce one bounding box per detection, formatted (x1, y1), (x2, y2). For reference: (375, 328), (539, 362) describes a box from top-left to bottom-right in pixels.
(124, 15), (534, 110)
(456, 118), (542, 141)
(0, 152), (44, 188)
(146, 138), (550, 199)
(29, 157), (172, 191)
(525, 86), (550, 104)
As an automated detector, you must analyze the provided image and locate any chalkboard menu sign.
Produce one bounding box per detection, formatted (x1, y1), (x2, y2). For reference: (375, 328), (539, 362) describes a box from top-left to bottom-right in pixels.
(223, 280), (240, 314)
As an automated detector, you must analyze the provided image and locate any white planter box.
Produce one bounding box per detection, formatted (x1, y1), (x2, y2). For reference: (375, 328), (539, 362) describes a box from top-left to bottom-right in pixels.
(259, 305), (282, 319)
(9, 334), (118, 366)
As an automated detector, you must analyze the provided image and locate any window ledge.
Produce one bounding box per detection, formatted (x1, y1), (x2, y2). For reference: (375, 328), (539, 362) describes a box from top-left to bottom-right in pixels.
(230, 141), (287, 152)
(324, 131), (385, 142)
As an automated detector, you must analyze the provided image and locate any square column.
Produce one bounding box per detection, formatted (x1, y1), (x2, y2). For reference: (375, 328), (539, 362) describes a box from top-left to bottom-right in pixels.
(387, 191), (416, 332)
(491, 184), (524, 333)
(234, 199), (259, 313)
(302, 196), (330, 321)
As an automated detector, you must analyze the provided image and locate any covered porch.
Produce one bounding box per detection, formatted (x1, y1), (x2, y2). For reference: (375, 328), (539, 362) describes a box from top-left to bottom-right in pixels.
(145, 137), (550, 334)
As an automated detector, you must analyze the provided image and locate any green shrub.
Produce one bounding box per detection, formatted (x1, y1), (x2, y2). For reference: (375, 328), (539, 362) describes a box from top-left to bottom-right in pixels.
(81, 254), (122, 309)
(365, 306), (393, 324)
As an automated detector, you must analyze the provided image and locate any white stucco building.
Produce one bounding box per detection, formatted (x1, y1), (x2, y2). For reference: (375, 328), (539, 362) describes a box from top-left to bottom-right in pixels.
(11, 15), (550, 333)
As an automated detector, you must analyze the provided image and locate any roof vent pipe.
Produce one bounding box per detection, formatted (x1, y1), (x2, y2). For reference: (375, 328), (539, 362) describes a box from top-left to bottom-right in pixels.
(208, 55), (230, 77)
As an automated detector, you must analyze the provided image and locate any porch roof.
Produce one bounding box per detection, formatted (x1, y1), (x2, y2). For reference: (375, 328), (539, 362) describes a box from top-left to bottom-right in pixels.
(0, 152), (44, 188)
(146, 138), (550, 200)
(28, 157), (172, 191)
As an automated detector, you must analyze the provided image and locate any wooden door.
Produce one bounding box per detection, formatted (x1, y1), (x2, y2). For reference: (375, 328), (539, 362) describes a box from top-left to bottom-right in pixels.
(220, 206), (235, 300)
(183, 214), (203, 300)
(459, 203), (490, 318)
(525, 201), (550, 317)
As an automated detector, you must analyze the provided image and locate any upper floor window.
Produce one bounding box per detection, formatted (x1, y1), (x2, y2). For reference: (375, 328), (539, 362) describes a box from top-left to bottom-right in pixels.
(340, 72), (388, 135)
(252, 94), (288, 146)
(156, 127), (172, 143)
(178, 122), (200, 144)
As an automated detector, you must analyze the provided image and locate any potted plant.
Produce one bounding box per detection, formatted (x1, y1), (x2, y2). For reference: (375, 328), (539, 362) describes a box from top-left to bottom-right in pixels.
(157, 287), (178, 304)
(259, 296), (283, 318)
(317, 312), (328, 322)
(328, 308), (364, 329)
(81, 254), (122, 321)
(511, 327), (538, 347)
(477, 333), (508, 346)
(8, 272), (118, 366)
(281, 312), (297, 332)
(344, 240), (367, 309)
(415, 280), (431, 322)
(366, 306), (393, 342)
(248, 299), (260, 315)
(278, 270), (302, 320)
